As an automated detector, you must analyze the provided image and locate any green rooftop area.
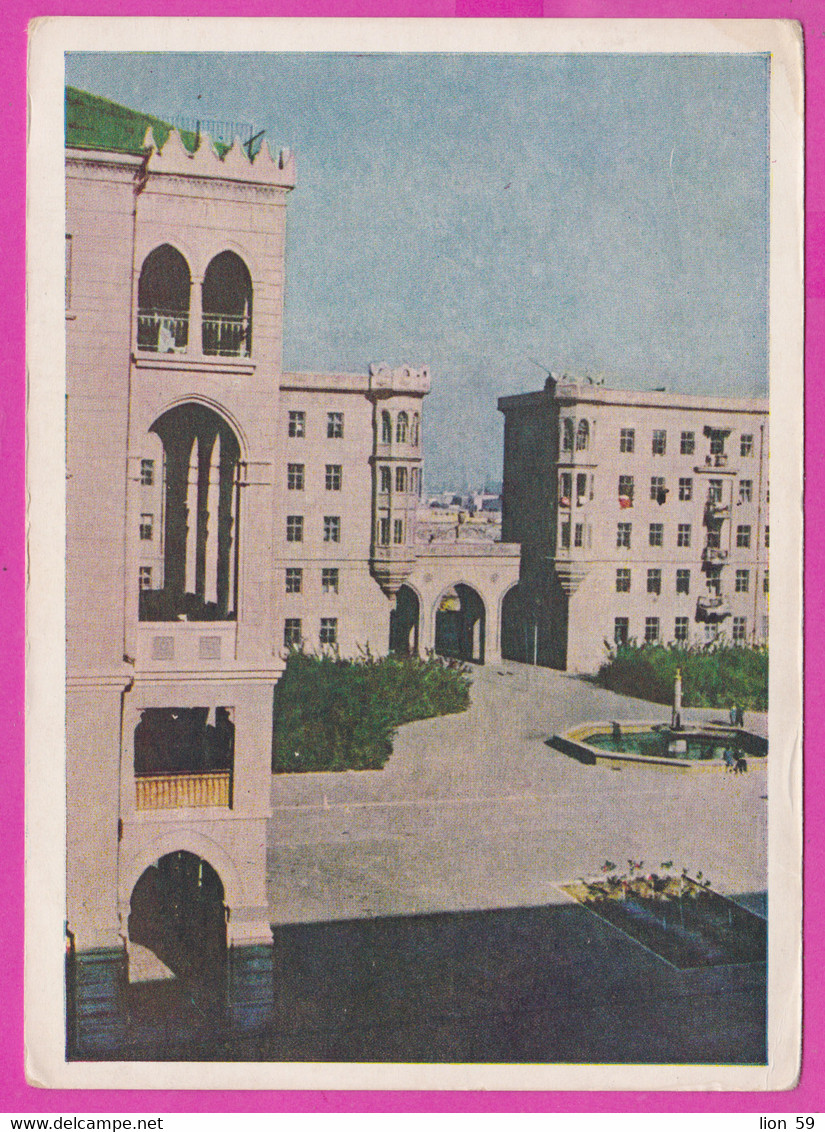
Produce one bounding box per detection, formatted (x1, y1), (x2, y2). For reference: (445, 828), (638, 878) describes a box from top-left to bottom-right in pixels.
(65, 87), (229, 156)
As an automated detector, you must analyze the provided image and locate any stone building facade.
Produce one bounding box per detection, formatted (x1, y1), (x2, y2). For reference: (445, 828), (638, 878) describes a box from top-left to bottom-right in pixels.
(498, 377), (769, 674)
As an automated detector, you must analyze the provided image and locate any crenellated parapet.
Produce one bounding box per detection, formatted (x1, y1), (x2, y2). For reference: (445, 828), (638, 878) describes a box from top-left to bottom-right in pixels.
(143, 126), (296, 188)
(368, 362), (431, 398)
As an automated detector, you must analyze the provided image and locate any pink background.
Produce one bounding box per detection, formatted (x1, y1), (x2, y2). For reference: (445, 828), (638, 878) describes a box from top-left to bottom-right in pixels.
(4, 0), (819, 1113)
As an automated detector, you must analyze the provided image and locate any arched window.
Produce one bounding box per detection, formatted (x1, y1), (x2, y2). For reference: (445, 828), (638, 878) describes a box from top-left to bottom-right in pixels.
(202, 251), (253, 357)
(562, 418), (575, 453)
(381, 411), (392, 444)
(140, 403), (241, 623)
(411, 413), (420, 446)
(576, 419), (590, 451)
(396, 411), (409, 443)
(137, 245), (190, 353)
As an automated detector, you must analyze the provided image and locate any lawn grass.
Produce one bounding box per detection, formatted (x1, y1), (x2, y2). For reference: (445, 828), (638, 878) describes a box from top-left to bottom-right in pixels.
(272, 650), (472, 773)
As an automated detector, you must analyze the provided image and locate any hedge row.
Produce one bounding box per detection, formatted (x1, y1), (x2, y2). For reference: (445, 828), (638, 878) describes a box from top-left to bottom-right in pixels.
(596, 643), (768, 711)
(272, 650), (472, 773)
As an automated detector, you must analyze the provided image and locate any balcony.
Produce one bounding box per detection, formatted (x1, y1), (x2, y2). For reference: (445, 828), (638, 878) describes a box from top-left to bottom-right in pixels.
(702, 546), (729, 563)
(135, 771), (231, 811)
(695, 595), (732, 623)
(136, 309), (189, 353)
(202, 313), (251, 358)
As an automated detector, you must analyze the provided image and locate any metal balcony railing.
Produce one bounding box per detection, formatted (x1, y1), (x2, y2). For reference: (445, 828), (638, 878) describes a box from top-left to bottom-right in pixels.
(202, 313), (251, 358)
(702, 546), (729, 562)
(135, 770), (231, 811)
(136, 309), (189, 353)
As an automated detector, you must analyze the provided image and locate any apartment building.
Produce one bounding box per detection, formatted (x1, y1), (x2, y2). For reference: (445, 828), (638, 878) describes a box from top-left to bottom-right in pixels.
(498, 377), (769, 674)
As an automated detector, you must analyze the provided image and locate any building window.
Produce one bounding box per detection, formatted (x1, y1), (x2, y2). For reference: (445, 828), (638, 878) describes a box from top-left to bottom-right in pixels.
(736, 525), (751, 548)
(619, 428), (635, 453)
(396, 411), (409, 443)
(709, 431), (725, 456)
(393, 518), (404, 544)
(739, 479), (753, 503)
(285, 567), (302, 593)
(576, 473), (588, 506)
(647, 568), (662, 595)
(320, 617), (338, 645)
(678, 477), (693, 502)
(645, 617), (660, 643)
(284, 618), (302, 646)
(733, 616), (747, 644)
(324, 516), (341, 543)
(652, 429), (667, 456)
(677, 523), (692, 548)
(396, 466), (408, 493)
(412, 414), (420, 446)
(410, 468), (419, 494)
(381, 411), (392, 443)
(574, 522), (584, 548)
(138, 566), (153, 590)
(618, 475), (634, 507)
(675, 616), (689, 642)
(649, 523), (663, 547)
(559, 472), (572, 505)
(286, 515), (303, 542)
(327, 411), (344, 439)
(680, 431), (695, 455)
(765, 525), (770, 548)
(616, 567), (631, 593)
(287, 463), (304, 490)
(741, 434), (754, 457)
(706, 567), (722, 596)
(617, 522), (631, 549)
(322, 567), (339, 593)
(676, 568), (691, 595)
(650, 476), (666, 503)
(380, 466), (391, 493)
(140, 459), (154, 486)
(326, 464), (342, 491)
(708, 479), (723, 504)
(764, 570), (769, 594)
(735, 568), (750, 593)
(562, 419), (575, 452)
(378, 517), (390, 546)
(288, 410), (305, 438)
(560, 520), (571, 549)
(614, 617), (629, 646)
(139, 513), (154, 541)
(576, 420), (590, 451)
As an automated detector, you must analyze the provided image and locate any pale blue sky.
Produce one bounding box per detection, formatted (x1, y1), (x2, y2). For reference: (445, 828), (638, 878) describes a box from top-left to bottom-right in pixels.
(66, 52), (769, 490)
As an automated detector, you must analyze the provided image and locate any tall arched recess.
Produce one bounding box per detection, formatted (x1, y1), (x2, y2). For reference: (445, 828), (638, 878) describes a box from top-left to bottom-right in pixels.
(140, 403), (241, 622)
(434, 584), (486, 664)
(500, 584), (529, 663)
(137, 245), (191, 353)
(390, 585), (419, 655)
(202, 251), (253, 357)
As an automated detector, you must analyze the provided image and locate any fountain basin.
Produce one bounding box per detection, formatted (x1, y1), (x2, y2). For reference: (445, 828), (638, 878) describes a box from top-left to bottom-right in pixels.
(551, 721), (766, 771)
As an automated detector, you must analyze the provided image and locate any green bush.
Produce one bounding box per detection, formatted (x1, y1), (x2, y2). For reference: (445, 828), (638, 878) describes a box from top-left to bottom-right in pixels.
(272, 649), (472, 773)
(597, 642), (768, 711)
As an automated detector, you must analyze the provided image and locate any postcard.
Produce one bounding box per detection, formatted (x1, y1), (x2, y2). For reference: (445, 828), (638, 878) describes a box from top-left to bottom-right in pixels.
(25, 16), (803, 1091)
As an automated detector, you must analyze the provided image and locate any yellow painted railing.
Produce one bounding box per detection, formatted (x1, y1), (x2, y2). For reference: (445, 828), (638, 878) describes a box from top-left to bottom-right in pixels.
(135, 771), (231, 811)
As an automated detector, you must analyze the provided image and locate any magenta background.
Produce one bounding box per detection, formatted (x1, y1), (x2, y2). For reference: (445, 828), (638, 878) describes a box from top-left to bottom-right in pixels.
(4, 1), (819, 1113)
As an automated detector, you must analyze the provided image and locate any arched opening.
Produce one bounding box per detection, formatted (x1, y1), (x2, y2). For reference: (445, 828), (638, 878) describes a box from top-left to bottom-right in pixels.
(202, 251), (253, 357)
(396, 411), (408, 443)
(561, 418), (575, 453)
(389, 585), (419, 655)
(139, 403), (241, 622)
(134, 707), (234, 810)
(434, 584), (486, 664)
(381, 411), (392, 444)
(137, 245), (190, 353)
(128, 851), (227, 987)
(500, 584), (531, 663)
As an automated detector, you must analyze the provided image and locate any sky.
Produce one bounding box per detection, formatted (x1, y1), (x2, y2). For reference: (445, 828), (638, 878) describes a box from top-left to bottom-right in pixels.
(65, 51), (770, 491)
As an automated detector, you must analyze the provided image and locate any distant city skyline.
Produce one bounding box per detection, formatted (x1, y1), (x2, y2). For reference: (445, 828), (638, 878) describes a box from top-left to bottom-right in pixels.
(66, 51), (770, 490)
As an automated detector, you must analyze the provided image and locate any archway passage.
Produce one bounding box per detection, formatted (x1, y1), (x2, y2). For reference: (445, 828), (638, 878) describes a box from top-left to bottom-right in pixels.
(202, 251), (253, 357)
(389, 585), (419, 655)
(137, 245), (190, 353)
(434, 584), (486, 664)
(140, 403), (241, 622)
(128, 851), (227, 988)
(501, 584), (531, 663)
